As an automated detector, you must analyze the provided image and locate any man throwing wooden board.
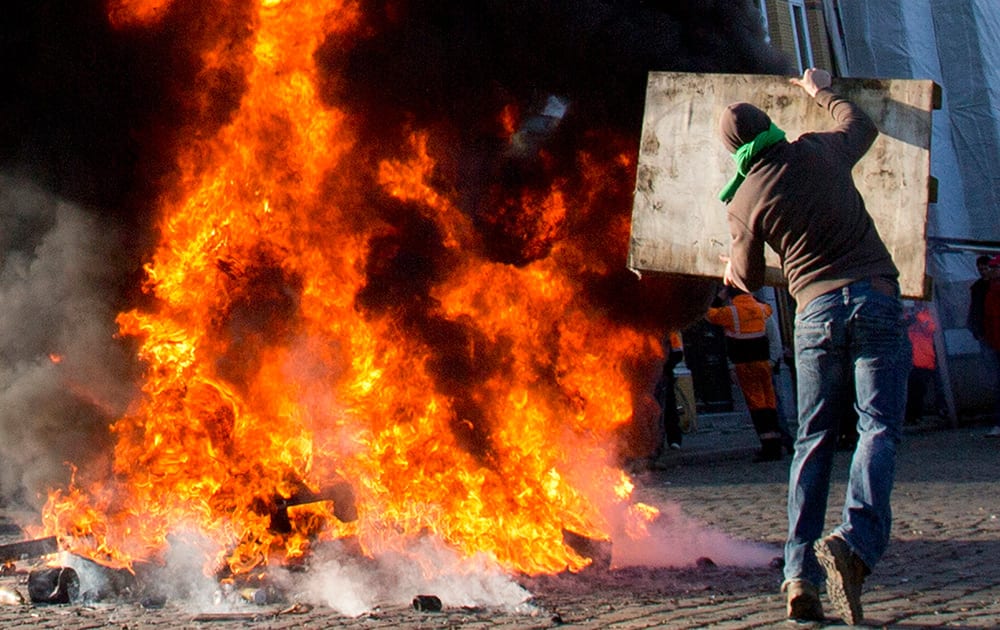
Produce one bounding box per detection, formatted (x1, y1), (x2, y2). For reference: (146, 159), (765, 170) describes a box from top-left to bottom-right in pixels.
(718, 68), (911, 625)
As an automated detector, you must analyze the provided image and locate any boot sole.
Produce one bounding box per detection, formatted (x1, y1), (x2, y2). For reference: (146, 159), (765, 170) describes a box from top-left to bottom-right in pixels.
(814, 538), (863, 625)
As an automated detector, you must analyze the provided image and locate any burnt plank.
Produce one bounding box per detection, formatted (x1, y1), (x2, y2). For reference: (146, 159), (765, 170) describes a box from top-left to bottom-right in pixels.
(0, 536), (59, 563)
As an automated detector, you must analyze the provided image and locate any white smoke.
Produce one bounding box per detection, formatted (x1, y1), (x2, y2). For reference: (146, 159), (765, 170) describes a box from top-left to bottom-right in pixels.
(610, 500), (777, 568)
(77, 531), (537, 617)
(297, 536), (535, 617)
(0, 173), (136, 512)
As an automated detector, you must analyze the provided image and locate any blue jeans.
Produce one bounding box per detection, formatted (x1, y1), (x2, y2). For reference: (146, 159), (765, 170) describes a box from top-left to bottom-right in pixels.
(783, 280), (910, 586)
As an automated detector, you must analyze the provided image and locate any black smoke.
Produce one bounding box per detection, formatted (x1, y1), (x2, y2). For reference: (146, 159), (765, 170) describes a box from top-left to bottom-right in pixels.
(326, 1), (786, 135)
(318, 0), (788, 321)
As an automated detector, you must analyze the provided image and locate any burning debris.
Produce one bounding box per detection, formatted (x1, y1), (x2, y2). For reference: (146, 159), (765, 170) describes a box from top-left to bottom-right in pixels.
(259, 480), (357, 534)
(0, 536), (58, 565)
(0, 0), (788, 616)
(27, 566), (79, 604)
(411, 594), (442, 612)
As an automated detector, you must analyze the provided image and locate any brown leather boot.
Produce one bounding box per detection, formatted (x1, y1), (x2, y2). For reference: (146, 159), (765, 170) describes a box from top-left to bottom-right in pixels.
(814, 535), (869, 625)
(782, 578), (824, 622)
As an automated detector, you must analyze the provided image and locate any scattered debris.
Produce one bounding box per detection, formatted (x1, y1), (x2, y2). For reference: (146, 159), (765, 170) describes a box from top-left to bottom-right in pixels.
(277, 602), (312, 615)
(0, 536), (59, 564)
(139, 594), (167, 609)
(190, 612), (266, 622)
(561, 529), (612, 572)
(239, 587), (266, 605)
(266, 481), (357, 533)
(0, 586), (25, 605)
(240, 586), (279, 605)
(412, 594), (442, 612)
(70, 554), (142, 602)
(189, 604), (313, 623)
(27, 566), (80, 604)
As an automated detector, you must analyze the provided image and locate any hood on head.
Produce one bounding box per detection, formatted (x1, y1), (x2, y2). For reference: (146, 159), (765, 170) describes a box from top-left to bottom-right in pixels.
(719, 102), (772, 153)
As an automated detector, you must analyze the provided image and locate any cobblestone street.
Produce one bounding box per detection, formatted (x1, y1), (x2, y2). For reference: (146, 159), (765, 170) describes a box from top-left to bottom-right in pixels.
(1, 425), (997, 628)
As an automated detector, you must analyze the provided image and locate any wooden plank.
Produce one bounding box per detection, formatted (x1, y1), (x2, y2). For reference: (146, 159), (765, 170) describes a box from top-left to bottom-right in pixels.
(628, 72), (936, 299)
(0, 536), (59, 563)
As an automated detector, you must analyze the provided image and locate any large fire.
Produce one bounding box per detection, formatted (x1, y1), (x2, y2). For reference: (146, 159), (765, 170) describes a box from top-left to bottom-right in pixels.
(38, 0), (675, 579)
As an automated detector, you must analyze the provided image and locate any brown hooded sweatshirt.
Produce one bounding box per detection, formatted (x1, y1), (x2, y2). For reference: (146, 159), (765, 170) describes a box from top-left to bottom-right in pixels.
(721, 88), (898, 310)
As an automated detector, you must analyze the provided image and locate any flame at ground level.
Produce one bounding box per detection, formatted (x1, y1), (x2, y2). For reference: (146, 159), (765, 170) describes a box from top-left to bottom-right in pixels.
(35, 0), (694, 579)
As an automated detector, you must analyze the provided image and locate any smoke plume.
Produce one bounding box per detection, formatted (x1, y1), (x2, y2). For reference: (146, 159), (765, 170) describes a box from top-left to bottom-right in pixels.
(0, 176), (136, 508)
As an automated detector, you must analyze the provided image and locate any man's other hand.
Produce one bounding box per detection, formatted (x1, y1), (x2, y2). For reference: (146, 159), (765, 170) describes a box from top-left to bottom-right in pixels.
(791, 68), (832, 98)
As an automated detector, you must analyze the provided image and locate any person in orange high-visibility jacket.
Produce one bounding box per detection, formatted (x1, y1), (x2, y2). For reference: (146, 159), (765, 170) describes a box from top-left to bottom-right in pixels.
(706, 287), (784, 461)
(905, 303), (946, 423)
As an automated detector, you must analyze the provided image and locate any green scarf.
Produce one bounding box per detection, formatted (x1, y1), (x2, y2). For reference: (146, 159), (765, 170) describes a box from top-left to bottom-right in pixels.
(718, 123), (786, 203)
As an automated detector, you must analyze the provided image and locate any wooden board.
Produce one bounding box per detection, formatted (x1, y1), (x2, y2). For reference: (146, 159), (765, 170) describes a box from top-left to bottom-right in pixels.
(628, 72), (937, 299)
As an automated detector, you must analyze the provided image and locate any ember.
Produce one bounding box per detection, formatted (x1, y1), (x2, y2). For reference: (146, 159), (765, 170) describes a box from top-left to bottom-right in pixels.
(1, 0), (786, 610)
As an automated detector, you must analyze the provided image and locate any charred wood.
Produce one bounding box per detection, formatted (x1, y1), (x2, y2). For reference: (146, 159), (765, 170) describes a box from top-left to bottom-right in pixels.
(267, 481), (357, 533)
(27, 566), (79, 604)
(412, 594), (442, 612)
(0, 536), (58, 564)
(561, 529), (612, 572)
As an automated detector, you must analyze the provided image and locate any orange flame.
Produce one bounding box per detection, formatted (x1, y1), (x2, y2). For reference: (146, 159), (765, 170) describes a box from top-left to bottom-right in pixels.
(40, 0), (662, 578)
(107, 0), (174, 29)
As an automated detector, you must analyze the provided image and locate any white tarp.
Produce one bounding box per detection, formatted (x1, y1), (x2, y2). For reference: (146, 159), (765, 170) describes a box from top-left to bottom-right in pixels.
(832, 0), (1000, 252)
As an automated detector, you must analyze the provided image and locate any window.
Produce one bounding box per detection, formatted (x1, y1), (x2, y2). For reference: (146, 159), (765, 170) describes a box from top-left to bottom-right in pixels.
(752, 0), (771, 45)
(788, 0), (814, 71)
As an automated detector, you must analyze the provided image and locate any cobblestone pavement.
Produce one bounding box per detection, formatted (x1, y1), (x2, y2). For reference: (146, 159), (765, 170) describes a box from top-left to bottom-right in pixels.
(0, 425), (997, 628)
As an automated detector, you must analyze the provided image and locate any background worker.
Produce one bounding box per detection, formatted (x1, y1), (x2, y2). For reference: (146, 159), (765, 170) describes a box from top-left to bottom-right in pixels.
(652, 330), (685, 455)
(718, 68), (910, 624)
(968, 254), (1000, 437)
(905, 302), (947, 424)
(706, 287), (784, 462)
